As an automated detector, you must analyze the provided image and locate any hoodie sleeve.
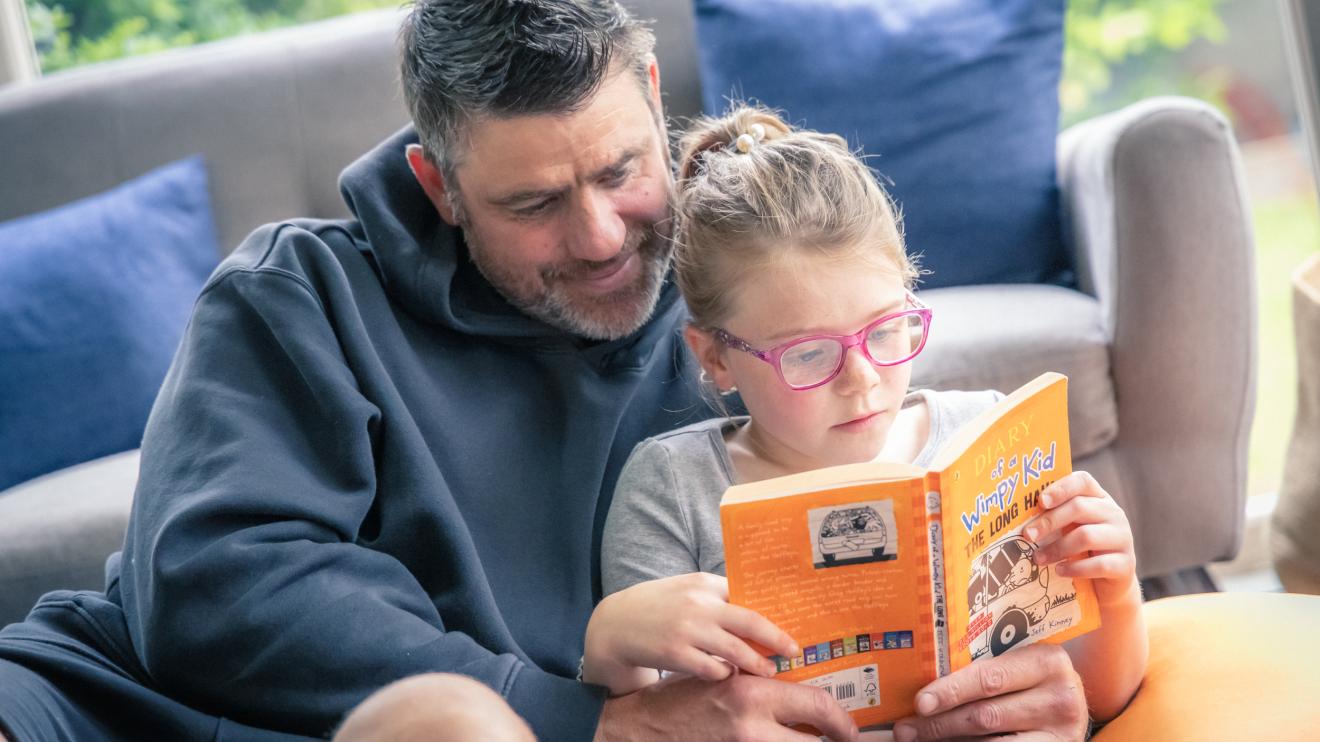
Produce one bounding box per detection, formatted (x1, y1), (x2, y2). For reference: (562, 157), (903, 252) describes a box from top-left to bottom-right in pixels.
(118, 259), (605, 738)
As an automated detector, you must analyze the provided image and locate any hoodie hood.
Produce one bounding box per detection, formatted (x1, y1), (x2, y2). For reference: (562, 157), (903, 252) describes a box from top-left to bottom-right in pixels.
(337, 125), (682, 353)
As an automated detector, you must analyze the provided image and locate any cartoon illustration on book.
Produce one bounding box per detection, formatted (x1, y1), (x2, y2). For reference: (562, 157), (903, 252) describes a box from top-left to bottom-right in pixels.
(965, 532), (1081, 660)
(807, 500), (898, 568)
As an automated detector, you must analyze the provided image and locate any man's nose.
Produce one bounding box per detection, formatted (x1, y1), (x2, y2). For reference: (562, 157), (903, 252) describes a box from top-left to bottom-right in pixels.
(832, 343), (881, 395)
(568, 190), (626, 262)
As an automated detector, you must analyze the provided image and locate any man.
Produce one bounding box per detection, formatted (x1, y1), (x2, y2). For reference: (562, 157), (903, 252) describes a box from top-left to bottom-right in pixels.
(0, 2), (1088, 740)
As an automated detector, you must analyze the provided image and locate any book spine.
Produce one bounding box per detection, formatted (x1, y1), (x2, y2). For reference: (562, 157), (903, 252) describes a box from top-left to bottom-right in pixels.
(926, 490), (951, 677)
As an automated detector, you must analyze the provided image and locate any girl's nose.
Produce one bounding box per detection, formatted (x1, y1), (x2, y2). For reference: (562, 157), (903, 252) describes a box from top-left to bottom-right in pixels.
(831, 344), (881, 395)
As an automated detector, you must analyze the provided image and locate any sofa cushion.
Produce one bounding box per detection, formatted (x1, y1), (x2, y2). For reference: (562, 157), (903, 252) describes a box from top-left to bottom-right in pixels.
(0, 449), (139, 628)
(693, 0), (1070, 290)
(1093, 592), (1320, 741)
(911, 285), (1117, 460)
(0, 157), (219, 492)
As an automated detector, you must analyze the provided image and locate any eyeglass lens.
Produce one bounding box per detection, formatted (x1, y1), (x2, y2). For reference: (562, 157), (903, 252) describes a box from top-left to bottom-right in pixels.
(779, 313), (926, 388)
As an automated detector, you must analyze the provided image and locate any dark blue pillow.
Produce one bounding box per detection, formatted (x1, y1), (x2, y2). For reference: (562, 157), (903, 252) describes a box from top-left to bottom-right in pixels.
(0, 157), (220, 491)
(694, 0), (1071, 289)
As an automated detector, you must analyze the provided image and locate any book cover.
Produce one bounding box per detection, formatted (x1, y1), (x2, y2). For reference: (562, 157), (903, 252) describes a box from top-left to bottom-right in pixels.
(719, 373), (1100, 729)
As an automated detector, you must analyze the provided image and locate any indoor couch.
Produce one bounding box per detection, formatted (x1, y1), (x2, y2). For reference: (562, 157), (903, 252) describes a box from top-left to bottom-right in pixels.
(0, 2), (1302, 738)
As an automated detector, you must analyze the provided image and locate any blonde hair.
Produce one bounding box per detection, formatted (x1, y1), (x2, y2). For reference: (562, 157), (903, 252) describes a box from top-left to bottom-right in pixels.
(673, 106), (918, 329)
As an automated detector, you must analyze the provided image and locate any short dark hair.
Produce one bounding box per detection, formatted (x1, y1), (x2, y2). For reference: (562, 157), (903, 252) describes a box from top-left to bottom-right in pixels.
(400, 0), (657, 180)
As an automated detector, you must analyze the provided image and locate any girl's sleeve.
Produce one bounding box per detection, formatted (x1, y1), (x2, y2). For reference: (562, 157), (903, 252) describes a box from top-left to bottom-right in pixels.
(601, 438), (702, 596)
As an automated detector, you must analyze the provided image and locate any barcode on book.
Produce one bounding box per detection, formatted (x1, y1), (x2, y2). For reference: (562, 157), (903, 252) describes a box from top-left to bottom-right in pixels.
(802, 664), (879, 712)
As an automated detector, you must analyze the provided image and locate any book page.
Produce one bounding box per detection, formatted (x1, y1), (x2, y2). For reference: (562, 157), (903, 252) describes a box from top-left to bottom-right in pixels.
(722, 476), (937, 728)
(930, 373), (1102, 674)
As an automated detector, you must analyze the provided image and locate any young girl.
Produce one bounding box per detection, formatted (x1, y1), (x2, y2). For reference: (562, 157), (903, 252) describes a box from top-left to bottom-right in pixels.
(582, 107), (1147, 727)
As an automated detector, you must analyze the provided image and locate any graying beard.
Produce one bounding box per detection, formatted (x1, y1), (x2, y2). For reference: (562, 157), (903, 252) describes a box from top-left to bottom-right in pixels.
(525, 249), (671, 340)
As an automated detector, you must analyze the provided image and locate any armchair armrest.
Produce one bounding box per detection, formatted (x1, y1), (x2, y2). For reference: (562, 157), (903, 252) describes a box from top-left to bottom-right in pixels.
(1057, 97), (1257, 576)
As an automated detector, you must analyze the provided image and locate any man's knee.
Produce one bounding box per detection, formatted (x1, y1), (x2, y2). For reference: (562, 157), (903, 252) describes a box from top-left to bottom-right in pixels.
(334, 673), (535, 742)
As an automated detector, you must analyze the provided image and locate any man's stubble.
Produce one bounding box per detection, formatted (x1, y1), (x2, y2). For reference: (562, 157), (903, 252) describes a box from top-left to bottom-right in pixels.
(460, 211), (674, 342)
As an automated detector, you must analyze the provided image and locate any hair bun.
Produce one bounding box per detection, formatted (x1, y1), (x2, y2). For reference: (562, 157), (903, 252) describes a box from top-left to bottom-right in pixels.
(676, 105), (792, 182)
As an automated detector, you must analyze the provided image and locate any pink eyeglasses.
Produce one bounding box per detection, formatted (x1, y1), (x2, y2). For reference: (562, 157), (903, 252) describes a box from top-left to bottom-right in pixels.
(712, 292), (932, 391)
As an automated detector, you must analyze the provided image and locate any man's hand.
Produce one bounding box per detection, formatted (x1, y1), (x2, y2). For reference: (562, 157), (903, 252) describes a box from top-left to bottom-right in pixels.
(892, 643), (1088, 741)
(583, 573), (799, 695)
(594, 671), (859, 742)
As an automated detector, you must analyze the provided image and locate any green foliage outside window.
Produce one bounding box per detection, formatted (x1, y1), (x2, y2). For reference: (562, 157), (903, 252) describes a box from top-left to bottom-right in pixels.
(1062, 0), (1228, 126)
(25, 0), (400, 74)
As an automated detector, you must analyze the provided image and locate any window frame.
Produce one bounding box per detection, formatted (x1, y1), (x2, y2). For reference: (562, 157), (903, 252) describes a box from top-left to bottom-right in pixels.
(0, 0), (39, 85)
(1280, 0), (1320, 194)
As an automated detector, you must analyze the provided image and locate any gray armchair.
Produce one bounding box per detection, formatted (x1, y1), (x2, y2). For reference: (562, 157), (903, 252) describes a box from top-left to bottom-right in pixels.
(0, 3), (1254, 626)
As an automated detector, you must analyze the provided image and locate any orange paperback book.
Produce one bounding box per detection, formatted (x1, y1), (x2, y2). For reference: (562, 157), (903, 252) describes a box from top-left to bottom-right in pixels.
(719, 373), (1101, 730)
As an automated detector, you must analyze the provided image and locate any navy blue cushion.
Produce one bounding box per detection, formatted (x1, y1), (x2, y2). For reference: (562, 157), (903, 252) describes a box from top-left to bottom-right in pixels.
(0, 157), (219, 491)
(694, 0), (1071, 289)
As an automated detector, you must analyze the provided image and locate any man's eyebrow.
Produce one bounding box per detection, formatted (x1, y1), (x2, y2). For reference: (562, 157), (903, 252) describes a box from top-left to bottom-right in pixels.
(489, 184), (569, 208)
(488, 146), (647, 208)
(588, 146), (645, 180)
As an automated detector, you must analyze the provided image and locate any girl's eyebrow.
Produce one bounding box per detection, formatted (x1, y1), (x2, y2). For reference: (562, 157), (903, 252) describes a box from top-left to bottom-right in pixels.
(763, 297), (907, 344)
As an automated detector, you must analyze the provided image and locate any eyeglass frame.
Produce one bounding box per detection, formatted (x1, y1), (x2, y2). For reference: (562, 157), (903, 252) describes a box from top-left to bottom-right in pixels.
(710, 291), (932, 391)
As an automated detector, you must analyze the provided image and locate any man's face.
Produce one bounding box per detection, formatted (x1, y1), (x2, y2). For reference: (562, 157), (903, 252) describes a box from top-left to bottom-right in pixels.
(442, 67), (673, 340)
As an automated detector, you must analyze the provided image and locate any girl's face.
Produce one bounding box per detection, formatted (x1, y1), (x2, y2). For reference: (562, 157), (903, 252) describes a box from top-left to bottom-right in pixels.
(706, 252), (916, 472)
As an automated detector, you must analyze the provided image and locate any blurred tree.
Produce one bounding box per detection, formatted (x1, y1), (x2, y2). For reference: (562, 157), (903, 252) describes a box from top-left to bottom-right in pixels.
(1063, 0), (1228, 126)
(25, 0), (397, 74)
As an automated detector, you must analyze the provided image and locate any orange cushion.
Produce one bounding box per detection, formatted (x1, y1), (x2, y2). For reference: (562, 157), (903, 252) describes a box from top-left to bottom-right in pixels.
(1094, 592), (1320, 741)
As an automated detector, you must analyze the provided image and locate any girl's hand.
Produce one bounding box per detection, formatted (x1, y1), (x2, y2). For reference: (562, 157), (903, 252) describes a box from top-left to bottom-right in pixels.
(1022, 471), (1139, 608)
(582, 572), (799, 696)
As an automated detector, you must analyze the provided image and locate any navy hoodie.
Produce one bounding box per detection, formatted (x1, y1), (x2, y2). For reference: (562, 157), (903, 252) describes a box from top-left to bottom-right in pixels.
(106, 126), (713, 738)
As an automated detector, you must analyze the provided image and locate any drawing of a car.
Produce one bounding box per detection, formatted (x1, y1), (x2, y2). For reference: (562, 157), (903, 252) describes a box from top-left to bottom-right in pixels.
(818, 506), (887, 564)
(966, 535), (1050, 659)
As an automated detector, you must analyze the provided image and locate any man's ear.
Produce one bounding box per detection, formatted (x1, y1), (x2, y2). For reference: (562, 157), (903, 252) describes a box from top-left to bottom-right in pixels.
(684, 324), (736, 393)
(405, 144), (459, 226)
(647, 57), (662, 109)
(646, 58), (668, 133)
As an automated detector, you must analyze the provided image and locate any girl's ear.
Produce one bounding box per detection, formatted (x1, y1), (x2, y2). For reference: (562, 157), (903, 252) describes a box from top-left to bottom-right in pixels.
(684, 324), (737, 393)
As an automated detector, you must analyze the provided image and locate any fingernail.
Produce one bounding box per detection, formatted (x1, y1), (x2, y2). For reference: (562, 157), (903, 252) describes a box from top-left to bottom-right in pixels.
(1024, 526), (1037, 542)
(790, 643), (801, 656)
(1041, 493), (1053, 508)
(894, 723), (917, 742)
(916, 691), (938, 715)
